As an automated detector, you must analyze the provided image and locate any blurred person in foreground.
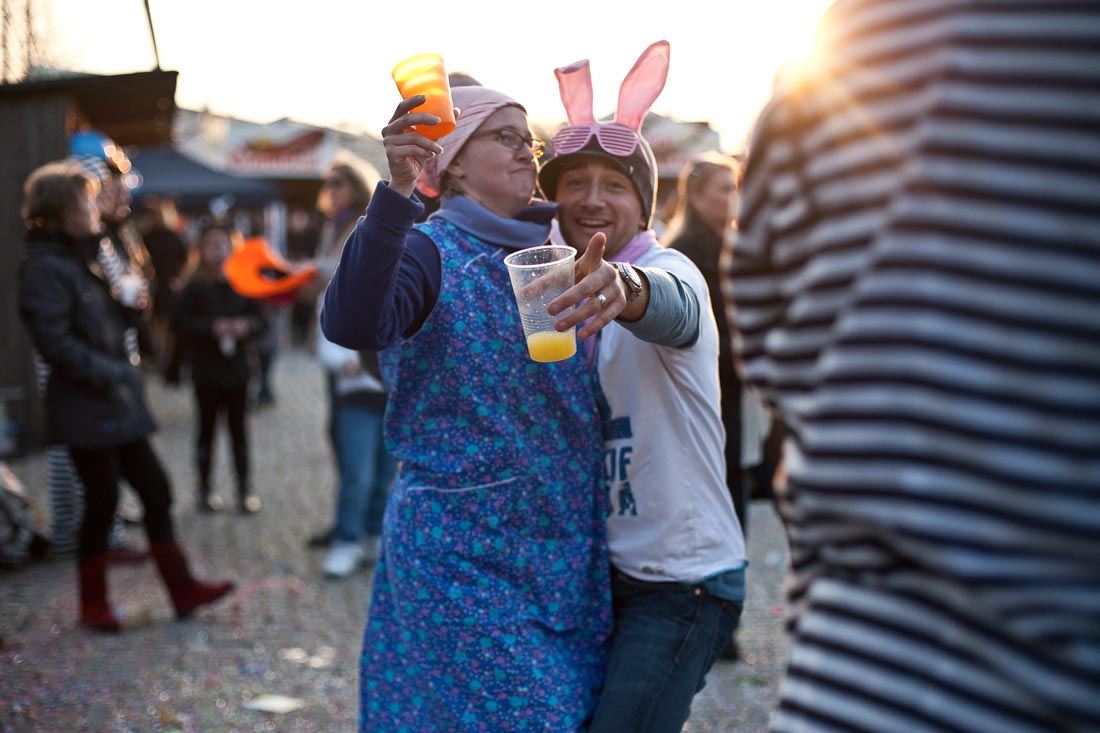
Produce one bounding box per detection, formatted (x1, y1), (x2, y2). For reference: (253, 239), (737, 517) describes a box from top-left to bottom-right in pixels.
(321, 82), (651, 730)
(17, 161), (234, 632)
(725, 2), (1100, 732)
(538, 41), (747, 733)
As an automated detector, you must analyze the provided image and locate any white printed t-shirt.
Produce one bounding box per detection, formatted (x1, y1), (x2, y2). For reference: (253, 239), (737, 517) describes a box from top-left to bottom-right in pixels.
(597, 244), (746, 584)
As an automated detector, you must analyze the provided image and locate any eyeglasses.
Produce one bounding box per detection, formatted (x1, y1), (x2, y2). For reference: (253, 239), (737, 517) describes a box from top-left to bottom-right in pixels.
(470, 128), (545, 158)
(551, 122), (642, 157)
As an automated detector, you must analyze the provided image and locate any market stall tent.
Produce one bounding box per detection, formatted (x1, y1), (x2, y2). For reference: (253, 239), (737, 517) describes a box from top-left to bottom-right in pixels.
(129, 146), (281, 209)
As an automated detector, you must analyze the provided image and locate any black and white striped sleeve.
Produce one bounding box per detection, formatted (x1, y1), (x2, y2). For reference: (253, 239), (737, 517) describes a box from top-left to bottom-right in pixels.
(725, 2), (1100, 732)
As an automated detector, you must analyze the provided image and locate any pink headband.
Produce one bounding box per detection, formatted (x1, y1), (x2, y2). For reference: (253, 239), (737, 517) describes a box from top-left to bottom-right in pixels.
(416, 86), (526, 198)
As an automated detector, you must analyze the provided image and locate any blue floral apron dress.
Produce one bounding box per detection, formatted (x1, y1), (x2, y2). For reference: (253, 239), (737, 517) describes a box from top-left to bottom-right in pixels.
(360, 219), (611, 732)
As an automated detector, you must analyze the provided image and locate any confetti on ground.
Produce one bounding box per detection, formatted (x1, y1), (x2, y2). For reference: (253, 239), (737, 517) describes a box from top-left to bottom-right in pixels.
(277, 647), (308, 663)
(278, 645), (334, 668)
(243, 694), (305, 714)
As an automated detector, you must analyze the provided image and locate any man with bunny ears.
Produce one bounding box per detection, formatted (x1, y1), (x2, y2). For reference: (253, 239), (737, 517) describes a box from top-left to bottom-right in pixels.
(540, 41), (747, 733)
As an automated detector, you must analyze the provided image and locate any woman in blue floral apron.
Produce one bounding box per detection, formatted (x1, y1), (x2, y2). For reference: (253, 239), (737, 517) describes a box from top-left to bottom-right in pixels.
(321, 86), (636, 731)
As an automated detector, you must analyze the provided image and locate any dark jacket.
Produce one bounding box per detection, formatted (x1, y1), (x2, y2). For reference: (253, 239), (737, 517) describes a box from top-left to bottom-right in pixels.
(668, 223), (738, 385)
(17, 230), (157, 449)
(142, 225), (190, 316)
(172, 276), (266, 387)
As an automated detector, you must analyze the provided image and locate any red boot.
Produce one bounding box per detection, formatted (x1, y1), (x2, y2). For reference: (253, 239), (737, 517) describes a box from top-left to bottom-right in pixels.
(150, 542), (235, 619)
(106, 544), (150, 565)
(78, 555), (121, 632)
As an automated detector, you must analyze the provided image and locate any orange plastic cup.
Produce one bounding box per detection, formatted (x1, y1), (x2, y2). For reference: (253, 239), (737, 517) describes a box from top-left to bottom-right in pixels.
(391, 53), (456, 140)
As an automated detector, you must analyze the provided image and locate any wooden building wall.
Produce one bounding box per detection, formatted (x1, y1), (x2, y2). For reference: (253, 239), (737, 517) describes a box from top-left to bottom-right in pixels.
(0, 95), (70, 453)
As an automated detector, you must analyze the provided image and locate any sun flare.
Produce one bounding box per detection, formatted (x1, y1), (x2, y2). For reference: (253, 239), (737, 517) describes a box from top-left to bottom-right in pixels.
(741, 1), (834, 85)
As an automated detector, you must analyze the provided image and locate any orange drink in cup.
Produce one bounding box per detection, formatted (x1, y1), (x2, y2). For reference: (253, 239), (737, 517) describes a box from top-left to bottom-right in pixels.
(525, 330), (577, 363)
(391, 53), (457, 140)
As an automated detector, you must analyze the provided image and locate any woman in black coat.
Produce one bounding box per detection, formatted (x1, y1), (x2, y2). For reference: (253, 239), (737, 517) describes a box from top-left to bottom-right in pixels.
(17, 160), (233, 632)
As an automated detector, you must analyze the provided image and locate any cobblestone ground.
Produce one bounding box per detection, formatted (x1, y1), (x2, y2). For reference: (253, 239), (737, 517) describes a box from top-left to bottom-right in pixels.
(0, 347), (790, 733)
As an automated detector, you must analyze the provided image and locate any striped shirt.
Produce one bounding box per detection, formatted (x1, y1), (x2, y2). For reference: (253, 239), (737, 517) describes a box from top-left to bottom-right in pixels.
(96, 238), (141, 364)
(725, 2), (1100, 732)
(33, 354), (84, 557)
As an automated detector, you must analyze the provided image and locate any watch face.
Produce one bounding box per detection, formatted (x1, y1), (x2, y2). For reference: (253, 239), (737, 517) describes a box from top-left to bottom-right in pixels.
(618, 262), (642, 302)
(619, 262), (641, 288)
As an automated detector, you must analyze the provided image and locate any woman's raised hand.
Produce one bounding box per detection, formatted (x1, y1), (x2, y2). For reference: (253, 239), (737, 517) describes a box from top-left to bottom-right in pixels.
(382, 96), (447, 198)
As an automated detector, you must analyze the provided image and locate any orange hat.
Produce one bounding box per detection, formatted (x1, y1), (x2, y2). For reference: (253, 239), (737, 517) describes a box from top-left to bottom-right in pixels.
(222, 237), (318, 304)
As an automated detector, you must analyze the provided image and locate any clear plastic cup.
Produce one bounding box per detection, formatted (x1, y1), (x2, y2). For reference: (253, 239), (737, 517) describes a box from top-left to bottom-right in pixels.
(503, 245), (578, 363)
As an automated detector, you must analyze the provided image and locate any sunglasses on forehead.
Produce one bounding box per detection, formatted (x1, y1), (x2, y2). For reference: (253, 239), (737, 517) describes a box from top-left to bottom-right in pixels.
(550, 122), (643, 157)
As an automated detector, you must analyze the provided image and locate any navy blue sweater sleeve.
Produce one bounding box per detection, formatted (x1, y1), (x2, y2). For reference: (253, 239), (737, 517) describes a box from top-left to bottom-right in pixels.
(320, 182), (442, 350)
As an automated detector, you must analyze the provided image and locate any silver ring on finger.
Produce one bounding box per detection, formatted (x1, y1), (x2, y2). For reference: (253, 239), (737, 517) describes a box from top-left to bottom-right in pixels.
(595, 292), (608, 309)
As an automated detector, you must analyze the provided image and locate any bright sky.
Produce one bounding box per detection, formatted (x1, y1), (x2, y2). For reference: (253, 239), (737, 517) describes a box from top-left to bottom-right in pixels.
(39, 0), (834, 154)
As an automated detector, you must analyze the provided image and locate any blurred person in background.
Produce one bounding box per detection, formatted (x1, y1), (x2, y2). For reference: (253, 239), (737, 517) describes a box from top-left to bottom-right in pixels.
(70, 129), (155, 360)
(665, 151), (776, 665)
(173, 223), (266, 514)
(252, 301), (280, 408)
(139, 198), (191, 383)
(17, 160), (234, 632)
(303, 157), (379, 323)
(726, 2), (1100, 732)
(35, 153), (148, 563)
(664, 152), (751, 533)
(314, 320), (395, 578)
(303, 158), (379, 549)
(285, 207), (321, 347)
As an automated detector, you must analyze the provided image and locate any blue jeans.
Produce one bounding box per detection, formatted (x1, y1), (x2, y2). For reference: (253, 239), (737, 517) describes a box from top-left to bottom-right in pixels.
(588, 568), (744, 733)
(333, 402), (396, 543)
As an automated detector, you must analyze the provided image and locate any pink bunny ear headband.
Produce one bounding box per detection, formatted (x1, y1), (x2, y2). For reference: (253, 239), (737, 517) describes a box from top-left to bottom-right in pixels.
(538, 40), (670, 227)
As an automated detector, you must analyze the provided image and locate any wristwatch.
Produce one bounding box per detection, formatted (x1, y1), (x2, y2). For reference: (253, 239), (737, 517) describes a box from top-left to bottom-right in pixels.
(616, 262), (643, 305)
